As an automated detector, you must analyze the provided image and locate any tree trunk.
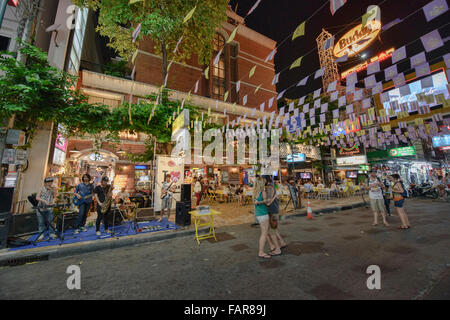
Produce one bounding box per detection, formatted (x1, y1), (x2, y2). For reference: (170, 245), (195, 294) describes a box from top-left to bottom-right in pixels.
(161, 42), (168, 87)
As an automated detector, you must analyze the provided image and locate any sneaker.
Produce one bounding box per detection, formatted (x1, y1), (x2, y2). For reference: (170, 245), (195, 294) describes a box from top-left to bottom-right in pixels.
(37, 234), (45, 241)
(49, 234), (57, 239)
(96, 231), (101, 236)
(74, 229), (80, 234)
(81, 227), (88, 232)
(105, 230), (112, 234)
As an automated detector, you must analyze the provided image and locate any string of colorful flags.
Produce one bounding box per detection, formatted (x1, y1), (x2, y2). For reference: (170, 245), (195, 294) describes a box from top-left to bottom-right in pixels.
(127, 0), (449, 143)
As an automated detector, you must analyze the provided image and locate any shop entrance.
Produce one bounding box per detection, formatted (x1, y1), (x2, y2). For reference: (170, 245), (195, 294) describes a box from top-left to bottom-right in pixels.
(67, 149), (119, 187)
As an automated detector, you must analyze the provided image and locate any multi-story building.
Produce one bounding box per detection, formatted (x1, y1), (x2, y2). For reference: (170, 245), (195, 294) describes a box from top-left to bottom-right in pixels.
(66, 7), (278, 191)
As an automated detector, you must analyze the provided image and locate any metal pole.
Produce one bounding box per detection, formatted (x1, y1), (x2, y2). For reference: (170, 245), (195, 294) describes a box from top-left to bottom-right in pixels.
(0, 0), (8, 29)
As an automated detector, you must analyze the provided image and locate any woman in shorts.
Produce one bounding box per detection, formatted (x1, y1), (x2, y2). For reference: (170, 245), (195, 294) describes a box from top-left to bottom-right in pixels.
(253, 177), (271, 259)
(390, 174), (411, 229)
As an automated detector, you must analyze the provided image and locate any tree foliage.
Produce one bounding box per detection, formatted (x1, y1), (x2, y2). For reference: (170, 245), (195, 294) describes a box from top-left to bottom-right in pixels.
(74, 0), (229, 79)
(0, 42), (218, 154)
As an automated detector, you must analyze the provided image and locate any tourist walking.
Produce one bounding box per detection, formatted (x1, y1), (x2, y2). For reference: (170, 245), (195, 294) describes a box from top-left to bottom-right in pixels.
(194, 177), (202, 206)
(264, 176), (286, 256)
(390, 174), (411, 229)
(253, 177), (271, 259)
(367, 171), (389, 227)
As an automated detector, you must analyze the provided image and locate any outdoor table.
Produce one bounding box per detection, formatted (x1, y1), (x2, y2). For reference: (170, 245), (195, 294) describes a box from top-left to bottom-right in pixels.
(189, 209), (222, 245)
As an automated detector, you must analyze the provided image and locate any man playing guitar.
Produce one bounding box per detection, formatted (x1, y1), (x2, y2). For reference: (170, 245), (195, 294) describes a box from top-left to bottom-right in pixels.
(35, 177), (58, 240)
(74, 173), (94, 234)
(160, 174), (176, 225)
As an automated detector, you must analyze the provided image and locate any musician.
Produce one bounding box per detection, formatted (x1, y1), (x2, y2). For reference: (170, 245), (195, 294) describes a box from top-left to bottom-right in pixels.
(74, 174), (94, 234)
(116, 187), (130, 204)
(94, 176), (113, 236)
(160, 174), (176, 224)
(35, 177), (57, 240)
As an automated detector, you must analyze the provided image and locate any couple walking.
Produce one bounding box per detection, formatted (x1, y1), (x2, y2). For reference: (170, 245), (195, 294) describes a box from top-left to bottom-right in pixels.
(253, 176), (287, 259)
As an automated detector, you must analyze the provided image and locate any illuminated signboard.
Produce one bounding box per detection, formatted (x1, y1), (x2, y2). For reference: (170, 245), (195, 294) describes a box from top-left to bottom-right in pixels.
(338, 144), (361, 156)
(388, 146), (416, 157)
(286, 153), (306, 163)
(432, 135), (450, 148)
(341, 48), (394, 79)
(333, 20), (382, 58)
(332, 119), (361, 136)
(336, 155), (368, 166)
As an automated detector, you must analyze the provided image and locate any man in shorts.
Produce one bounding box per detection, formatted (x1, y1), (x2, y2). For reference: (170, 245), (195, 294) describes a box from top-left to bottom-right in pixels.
(366, 171), (389, 227)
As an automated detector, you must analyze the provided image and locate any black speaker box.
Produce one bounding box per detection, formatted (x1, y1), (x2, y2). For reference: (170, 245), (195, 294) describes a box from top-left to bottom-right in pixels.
(0, 212), (11, 249)
(175, 201), (191, 226)
(8, 213), (38, 237)
(180, 184), (191, 202)
(56, 211), (78, 231)
(106, 208), (124, 226)
(0, 188), (14, 212)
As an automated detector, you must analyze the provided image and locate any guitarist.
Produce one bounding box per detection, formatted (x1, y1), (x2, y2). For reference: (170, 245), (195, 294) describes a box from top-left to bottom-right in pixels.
(35, 177), (58, 240)
(160, 174), (176, 225)
(74, 174), (94, 234)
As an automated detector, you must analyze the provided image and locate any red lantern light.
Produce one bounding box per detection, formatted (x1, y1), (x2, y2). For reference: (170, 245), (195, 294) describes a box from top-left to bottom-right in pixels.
(8, 0), (19, 7)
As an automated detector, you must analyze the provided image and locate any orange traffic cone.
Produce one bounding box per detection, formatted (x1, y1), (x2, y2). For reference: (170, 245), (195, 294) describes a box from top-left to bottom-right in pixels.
(306, 200), (313, 220)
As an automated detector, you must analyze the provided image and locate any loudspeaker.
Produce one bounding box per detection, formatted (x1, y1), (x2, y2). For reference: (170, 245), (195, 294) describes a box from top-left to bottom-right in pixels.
(106, 208), (124, 226)
(0, 188), (14, 212)
(175, 201), (191, 226)
(180, 184), (191, 202)
(0, 212), (11, 249)
(56, 211), (78, 231)
(8, 213), (38, 237)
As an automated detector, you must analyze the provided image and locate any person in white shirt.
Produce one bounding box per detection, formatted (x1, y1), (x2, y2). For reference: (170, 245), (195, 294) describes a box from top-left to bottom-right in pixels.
(366, 171), (389, 227)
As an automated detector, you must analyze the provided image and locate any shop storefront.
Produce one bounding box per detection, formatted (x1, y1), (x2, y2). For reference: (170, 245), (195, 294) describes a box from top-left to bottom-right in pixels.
(333, 155), (369, 185)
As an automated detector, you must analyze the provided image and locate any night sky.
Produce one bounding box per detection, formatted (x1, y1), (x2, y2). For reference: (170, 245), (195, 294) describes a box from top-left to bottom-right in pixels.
(228, 0), (450, 100)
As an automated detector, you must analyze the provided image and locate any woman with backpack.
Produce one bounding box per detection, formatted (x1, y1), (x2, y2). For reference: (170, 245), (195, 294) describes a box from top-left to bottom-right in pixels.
(390, 174), (411, 229)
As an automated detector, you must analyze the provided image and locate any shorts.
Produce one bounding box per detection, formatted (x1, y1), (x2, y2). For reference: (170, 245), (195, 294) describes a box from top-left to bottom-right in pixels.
(161, 197), (171, 210)
(369, 198), (385, 213)
(394, 199), (405, 208)
(255, 214), (269, 224)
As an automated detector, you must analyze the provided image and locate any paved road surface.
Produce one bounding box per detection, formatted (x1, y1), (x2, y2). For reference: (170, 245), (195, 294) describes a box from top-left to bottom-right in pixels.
(0, 198), (449, 300)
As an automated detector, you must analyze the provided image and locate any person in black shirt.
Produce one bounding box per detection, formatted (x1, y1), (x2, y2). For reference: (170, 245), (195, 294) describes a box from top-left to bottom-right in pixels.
(94, 176), (112, 236)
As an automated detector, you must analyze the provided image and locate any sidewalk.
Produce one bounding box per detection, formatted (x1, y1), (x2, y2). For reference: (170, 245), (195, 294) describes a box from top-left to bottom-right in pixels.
(0, 196), (365, 264)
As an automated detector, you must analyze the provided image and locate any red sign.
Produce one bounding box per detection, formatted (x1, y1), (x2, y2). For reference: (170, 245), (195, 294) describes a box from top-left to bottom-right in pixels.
(341, 48), (394, 79)
(345, 118), (361, 134)
(8, 0), (19, 7)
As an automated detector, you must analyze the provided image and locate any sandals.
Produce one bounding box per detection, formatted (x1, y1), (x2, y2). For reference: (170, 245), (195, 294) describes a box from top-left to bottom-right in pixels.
(269, 251), (282, 256)
(258, 253), (271, 259)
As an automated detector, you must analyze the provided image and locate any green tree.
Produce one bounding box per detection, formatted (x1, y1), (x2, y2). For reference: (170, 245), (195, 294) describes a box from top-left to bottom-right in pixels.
(0, 41), (104, 144)
(74, 0), (228, 85)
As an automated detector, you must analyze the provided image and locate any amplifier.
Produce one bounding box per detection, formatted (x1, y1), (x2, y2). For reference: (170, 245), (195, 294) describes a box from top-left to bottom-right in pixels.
(180, 184), (191, 202)
(106, 208), (124, 226)
(0, 188), (14, 213)
(0, 212), (11, 250)
(175, 201), (191, 226)
(56, 211), (78, 232)
(8, 212), (38, 237)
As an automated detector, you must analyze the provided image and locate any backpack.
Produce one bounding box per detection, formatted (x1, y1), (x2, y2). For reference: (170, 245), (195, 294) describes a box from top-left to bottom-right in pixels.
(397, 182), (408, 198)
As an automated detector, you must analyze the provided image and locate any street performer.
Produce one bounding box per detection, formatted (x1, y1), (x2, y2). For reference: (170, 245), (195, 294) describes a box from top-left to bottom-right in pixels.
(74, 174), (94, 234)
(160, 174), (176, 226)
(94, 176), (113, 236)
(35, 177), (58, 240)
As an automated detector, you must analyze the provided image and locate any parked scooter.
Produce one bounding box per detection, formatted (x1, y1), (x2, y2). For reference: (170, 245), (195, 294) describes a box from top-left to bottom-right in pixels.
(414, 182), (439, 199)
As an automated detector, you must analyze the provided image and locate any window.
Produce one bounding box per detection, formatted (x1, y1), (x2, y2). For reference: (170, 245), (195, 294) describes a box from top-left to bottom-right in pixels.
(212, 33), (227, 101)
(0, 36), (11, 51)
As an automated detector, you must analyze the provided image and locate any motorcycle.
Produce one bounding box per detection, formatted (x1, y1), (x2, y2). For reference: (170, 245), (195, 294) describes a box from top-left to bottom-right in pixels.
(414, 182), (439, 199)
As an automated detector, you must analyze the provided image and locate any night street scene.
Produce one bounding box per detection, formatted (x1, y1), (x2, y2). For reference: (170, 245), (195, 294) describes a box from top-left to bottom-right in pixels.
(0, 0), (449, 307)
